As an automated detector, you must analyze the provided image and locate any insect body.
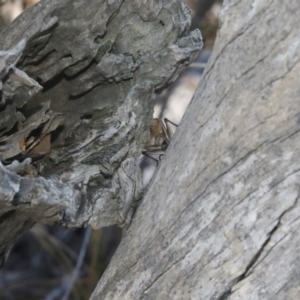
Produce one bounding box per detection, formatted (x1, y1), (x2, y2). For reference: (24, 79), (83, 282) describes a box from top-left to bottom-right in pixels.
(142, 118), (177, 163)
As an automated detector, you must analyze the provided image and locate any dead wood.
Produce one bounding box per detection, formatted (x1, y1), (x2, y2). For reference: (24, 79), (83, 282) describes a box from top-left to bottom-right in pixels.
(0, 0), (202, 267)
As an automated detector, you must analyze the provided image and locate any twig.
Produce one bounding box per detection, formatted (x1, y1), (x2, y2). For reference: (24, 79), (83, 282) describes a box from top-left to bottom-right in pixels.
(61, 226), (92, 300)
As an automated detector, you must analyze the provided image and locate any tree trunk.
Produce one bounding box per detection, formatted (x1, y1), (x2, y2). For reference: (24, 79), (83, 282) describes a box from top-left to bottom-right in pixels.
(0, 0), (202, 267)
(91, 0), (300, 299)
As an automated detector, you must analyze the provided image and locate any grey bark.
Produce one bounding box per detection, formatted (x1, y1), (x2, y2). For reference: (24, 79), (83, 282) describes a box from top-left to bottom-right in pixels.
(91, 0), (300, 299)
(0, 0), (202, 266)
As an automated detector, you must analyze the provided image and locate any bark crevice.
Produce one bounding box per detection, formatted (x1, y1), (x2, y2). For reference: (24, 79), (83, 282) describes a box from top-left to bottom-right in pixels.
(218, 191), (299, 300)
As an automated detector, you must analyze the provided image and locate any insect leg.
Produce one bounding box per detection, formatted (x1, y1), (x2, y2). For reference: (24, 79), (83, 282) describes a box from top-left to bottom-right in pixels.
(142, 150), (159, 165)
(164, 118), (178, 128)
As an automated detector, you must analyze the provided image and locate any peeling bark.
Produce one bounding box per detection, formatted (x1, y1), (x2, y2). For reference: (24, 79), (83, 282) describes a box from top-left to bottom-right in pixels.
(91, 0), (300, 299)
(0, 0), (202, 267)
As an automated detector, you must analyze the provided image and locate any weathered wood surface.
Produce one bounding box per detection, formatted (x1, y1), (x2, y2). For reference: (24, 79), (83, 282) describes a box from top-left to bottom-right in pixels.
(0, 0), (202, 267)
(91, 0), (300, 299)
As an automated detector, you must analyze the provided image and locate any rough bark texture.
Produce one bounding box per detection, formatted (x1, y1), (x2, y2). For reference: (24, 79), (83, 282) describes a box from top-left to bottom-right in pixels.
(0, 0), (202, 267)
(91, 0), (300, 299)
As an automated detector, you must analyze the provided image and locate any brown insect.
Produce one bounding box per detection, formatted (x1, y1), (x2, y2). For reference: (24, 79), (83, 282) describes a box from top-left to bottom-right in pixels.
(142, 118), (177, 163)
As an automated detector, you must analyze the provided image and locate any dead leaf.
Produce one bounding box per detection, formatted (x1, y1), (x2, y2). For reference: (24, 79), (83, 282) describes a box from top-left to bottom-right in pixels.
(29, 133), (51, 155)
